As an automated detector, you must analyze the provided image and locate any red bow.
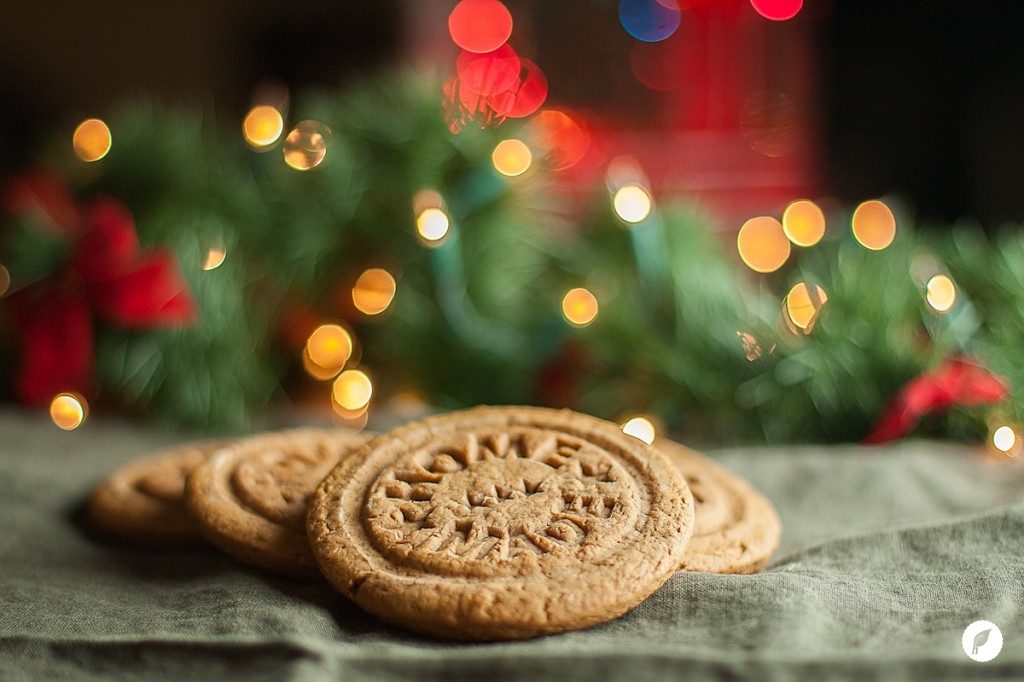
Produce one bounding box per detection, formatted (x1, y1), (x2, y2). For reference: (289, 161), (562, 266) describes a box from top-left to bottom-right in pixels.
(865, 356), (1009, 443)
(2, 171), (196, 406)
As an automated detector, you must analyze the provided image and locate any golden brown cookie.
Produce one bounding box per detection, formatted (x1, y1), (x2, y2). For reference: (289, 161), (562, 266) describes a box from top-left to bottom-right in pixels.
(88, 441), (225, 546)
(184, 428), (369, 580)
(656, 438), (780, 574)
(307, 406), (694, 641)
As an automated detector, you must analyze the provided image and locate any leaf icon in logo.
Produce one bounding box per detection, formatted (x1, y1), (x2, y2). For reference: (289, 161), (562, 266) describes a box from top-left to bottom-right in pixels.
(973, 628), (992, 655)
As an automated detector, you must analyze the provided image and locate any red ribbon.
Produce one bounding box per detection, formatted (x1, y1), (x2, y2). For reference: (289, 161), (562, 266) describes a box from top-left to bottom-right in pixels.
(3, 171), (197, 406)
(865, 356), (1009, 443)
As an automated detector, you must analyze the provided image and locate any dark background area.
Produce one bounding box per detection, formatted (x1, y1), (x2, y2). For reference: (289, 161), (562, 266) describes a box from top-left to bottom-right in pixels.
(1, 0), (1022, 226)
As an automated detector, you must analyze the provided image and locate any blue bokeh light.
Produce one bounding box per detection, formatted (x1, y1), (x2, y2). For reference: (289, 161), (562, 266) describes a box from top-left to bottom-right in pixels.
(619, 0), (681, 43)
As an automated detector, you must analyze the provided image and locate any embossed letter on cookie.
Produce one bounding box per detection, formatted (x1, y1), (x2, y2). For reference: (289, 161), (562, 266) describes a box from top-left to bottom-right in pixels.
(307, 406), (694, 641)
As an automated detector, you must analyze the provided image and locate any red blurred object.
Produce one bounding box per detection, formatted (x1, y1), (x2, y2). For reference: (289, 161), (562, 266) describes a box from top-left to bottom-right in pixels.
(506, 59), (548, 118)
(2, 171), (197, 406)
(448, 0), (513, 54)
(865, 356), (1010, 444)
(749, 0), (803, 22)
(456, 45), (521, 96)
(531, 109), (591, 171)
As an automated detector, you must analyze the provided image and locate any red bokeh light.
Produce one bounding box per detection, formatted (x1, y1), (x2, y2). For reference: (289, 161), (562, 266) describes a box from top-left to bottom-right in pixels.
(532, 109), (591, 170)
(448, 0), (514, 54)
(507, 59), (548, 118)
(749, 0), (803, 21)
(456, 45), (522, 97)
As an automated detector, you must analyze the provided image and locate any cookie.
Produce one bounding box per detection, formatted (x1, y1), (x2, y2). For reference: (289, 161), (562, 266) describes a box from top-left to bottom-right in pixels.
(307, 406), (694, 640)
(88, 440), (225, 546)
(656, 438), (780, 574)
(185, 428), (369, 580)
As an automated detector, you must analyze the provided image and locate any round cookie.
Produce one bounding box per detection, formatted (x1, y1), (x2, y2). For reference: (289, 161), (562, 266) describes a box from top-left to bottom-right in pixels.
(185, 428), (369, 580)
(307, 406), (694, 641)
(89, 440), (225, 546)
(656, 439), (780, 574)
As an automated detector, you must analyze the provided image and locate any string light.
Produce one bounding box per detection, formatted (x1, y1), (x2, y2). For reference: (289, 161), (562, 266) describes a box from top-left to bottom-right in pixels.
(992, 425), (1017, 455)
(737, 216), (791, 273)
(352, 268), (397, 315)
(0, 264), (9, 297)
(72, 119), (111, 162)
(283, 120), (330, 170)
(782, 199), (826, 247)
(50, 393), (87, 430)
(242, 105), (284, 148)
(621, 416), (656, 444)
(492, 139), (532, 177)
(305, 324), (353, 375)
(613, 185), (653, 224)
(562, 288), (599, 326)
(926, 274), (956, 313)
(201, 245), (226, 271)
(785, 282), (828, 331)
(416, 207), (450, 244)
(333, 369), (373, 411)
(750, 0), (803, 21)
(852, 200), (896, 251)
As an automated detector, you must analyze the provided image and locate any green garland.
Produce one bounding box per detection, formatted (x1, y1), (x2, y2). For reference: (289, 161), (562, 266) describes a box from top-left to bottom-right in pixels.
(3, 70), (1021, 443)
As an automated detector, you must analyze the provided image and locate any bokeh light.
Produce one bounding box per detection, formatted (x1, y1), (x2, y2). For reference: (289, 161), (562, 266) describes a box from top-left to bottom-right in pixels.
(992, 425), (1017, 454)
(852, 200), (896, 250)
(412, 189), (444, 216)
(306, 324), (353, 373)
(621, 416), (656, 444)
(283, 120), (331, 171)
(352, 268), (397, 315)
(416, 208), (450, 244)
(201, 245), (226, 271)
(925, 274), (956, 313)
(303, 348), (343, 381)
(492, 139), (532, 177)
(456, 45), (521, 97)
(506, 59), (548, 118)
(72, 119), (111, 162)
(785, 282), (828, 331)
(531, 109), (590, 170)
(50, 393), (87, 430)
(333, 369), (373, 411)
(782, 199), (826, 247)
(750, 0), (803, 21)
(562, 288), (599, 327)
(613, 184), (653, 223)
(242, 105), (284, 148)
(619, 0), (681, 43)
(448, 0), (513, 54)
(0, 264), (10, 297)
(737, 216), (791, 273)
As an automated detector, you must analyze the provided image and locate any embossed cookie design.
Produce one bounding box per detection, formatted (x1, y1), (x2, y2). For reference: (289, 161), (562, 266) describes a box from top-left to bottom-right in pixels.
(656, 439), (780, 574)
(89, 441), (225, 546)
(185, 429), (369, 580)
(307, 406), (694, 640)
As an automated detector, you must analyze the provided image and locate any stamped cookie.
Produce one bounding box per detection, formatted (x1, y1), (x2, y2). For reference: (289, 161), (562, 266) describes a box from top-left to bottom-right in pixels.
(656, 439), (780, 574)
(88, 441), (225, 546)
(307, 406), (694, 640)
(185, 428), (369, 580)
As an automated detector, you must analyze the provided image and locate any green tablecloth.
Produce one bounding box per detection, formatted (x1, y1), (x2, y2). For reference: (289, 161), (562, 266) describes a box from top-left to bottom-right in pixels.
(2, 408), (1022, 680)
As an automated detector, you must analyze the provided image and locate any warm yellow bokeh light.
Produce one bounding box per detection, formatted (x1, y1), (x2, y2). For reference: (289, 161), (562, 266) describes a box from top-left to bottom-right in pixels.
(492, 139), (532, 177)
(613, 184), (653, 224)
(0, 264), (10, 297)
(621, 416), (656, 445)
(302, 348), (342, 381)
(737, 216), (791, 273)
(333, 369), (373, 411)
(352, 268), (397, 315)
(50, 393), (87, 430)
(562, 287), (599, 326)
(283, 120), (330, 170)
(852, 200), (896, 250)
(925, 274), (956, 313)
(201, 246), (226, 271)
(72, 119), (111, 162)
(782, 199), (826, 247)
(785, 282), (828, 330)
(306, 324), (353, 372)
(412, 189), (444, 216)
(993, 425), (1017, 453)
(416, 208), (450, 243)
(242, 105), (284, 148)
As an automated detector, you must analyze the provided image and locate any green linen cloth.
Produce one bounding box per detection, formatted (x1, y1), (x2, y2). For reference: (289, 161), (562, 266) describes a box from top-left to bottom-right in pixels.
(1, 408), (1022, 680)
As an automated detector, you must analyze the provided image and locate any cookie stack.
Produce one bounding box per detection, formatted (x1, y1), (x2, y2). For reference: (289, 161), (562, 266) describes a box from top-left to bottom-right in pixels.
(88, 406), (780, 640)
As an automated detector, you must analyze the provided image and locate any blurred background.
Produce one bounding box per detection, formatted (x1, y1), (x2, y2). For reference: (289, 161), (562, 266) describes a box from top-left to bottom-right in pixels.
(1, 0), (1022, 450)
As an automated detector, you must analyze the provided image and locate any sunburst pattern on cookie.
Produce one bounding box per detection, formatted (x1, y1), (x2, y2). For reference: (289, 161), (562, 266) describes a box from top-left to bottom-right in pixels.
(364, 428), (640, 573)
